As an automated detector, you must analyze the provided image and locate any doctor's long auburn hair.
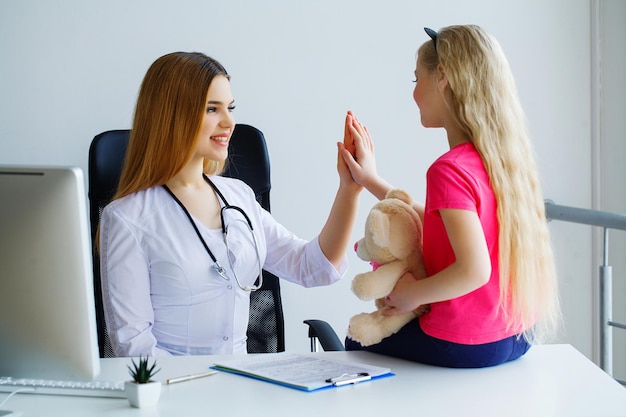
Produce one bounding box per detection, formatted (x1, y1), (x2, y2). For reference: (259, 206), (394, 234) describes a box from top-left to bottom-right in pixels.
(114, 51), (230, 201)
(419, 25), (561, 344)
(95, 52), (230, 251)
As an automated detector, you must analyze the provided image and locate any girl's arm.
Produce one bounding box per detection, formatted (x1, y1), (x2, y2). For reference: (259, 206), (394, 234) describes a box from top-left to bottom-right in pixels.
(382, 208), (492, 315)
(341, 111), (425, 218)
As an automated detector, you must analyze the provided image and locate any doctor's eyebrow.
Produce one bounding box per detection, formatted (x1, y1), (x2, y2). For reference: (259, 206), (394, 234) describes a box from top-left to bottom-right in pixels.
(207, 99), (235, 106)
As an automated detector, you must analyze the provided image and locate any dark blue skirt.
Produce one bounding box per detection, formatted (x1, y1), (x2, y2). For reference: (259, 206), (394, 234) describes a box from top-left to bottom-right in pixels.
(345, 318), (530, 368)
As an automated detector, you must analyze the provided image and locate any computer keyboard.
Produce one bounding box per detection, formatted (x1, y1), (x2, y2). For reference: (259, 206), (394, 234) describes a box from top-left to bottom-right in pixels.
(0, 377), (126, 398)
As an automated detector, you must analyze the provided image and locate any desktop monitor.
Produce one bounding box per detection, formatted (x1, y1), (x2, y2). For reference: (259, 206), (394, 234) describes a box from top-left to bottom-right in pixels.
(0, 166), (100, 381)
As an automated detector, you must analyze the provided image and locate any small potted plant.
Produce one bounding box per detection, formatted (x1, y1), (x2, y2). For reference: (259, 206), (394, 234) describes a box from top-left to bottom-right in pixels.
(125, 355), (162, 408)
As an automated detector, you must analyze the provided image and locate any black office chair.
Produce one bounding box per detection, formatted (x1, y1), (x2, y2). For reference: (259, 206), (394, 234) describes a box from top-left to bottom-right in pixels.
(88, 124), (288, 357)
(303, 319), (344, 352)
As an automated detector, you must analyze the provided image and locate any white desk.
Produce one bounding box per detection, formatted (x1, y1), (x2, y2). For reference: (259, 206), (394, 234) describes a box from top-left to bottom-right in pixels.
(2, 344), (625, 417)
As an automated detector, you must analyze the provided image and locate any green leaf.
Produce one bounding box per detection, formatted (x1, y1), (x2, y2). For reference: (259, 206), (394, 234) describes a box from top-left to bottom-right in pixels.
(127, 355), (161, 383)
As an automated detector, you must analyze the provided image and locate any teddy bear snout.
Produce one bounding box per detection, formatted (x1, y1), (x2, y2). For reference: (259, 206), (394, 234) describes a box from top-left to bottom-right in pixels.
(354, 238), (371, 261)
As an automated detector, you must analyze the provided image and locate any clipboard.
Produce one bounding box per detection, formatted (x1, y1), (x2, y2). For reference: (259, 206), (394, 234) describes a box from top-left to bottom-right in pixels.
(211, 352), (393, 392)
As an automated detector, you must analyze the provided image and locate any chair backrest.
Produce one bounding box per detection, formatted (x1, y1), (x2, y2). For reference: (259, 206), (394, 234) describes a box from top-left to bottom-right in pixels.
(88, 124), (285, 357)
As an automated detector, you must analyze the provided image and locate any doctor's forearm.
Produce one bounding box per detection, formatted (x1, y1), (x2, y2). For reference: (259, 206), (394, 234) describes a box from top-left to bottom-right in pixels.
(318, 184), (361, 269)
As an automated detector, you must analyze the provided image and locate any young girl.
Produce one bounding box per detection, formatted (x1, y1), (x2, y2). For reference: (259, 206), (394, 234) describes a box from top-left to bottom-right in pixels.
(341, 25), (561, 368)
(99, 52), (362, 357)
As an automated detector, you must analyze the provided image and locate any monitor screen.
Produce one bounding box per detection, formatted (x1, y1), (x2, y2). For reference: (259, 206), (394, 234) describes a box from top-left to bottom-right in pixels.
(0, 166), (100, 381)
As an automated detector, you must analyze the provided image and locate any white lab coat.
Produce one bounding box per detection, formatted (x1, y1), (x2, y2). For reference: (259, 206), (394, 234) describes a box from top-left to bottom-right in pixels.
(100, 176), (346, 357)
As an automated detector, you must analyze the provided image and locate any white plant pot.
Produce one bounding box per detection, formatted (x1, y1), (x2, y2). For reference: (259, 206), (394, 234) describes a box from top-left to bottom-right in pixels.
(125, 380), (162, 408)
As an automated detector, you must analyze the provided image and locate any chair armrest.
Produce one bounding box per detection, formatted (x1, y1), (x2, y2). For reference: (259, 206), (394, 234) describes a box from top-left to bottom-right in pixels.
(303, 319), (345, 352)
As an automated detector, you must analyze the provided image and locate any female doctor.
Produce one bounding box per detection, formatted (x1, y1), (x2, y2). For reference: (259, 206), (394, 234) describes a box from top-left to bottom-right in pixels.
(99, 52), (362, 357)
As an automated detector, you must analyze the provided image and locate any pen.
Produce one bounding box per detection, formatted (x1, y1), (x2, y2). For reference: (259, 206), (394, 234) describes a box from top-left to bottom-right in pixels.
(325, 372), (371, 386)
(166, 370), (219, 385)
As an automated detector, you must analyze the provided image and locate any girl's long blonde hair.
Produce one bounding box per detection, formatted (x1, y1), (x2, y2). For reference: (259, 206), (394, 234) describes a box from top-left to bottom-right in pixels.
(420, 25), (561, 343)
(115, 52), (229, 200)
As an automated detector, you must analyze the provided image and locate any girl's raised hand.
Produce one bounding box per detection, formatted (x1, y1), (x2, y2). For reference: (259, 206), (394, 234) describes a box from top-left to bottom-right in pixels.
(341, 111), (378, 188)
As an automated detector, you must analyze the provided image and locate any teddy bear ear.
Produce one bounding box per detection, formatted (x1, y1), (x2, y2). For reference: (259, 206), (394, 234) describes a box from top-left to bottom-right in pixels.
(369, 209), (391, 249)
(385, 189), (412, 205)
(387, 211), (418, 259)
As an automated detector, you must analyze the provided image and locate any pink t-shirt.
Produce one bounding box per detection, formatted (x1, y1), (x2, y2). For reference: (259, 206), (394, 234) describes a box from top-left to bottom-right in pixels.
(419, 142), (520, 344)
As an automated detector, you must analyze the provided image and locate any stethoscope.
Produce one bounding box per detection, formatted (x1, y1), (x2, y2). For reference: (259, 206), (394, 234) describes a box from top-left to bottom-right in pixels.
(162, 175), (263, 291)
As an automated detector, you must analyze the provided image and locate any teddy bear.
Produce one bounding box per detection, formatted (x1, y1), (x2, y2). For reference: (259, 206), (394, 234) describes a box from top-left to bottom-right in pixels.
(347, 189), (429, 347)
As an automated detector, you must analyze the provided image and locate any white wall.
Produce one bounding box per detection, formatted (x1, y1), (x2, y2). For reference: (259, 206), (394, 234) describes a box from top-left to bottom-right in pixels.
(2, 0), (620, 374)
